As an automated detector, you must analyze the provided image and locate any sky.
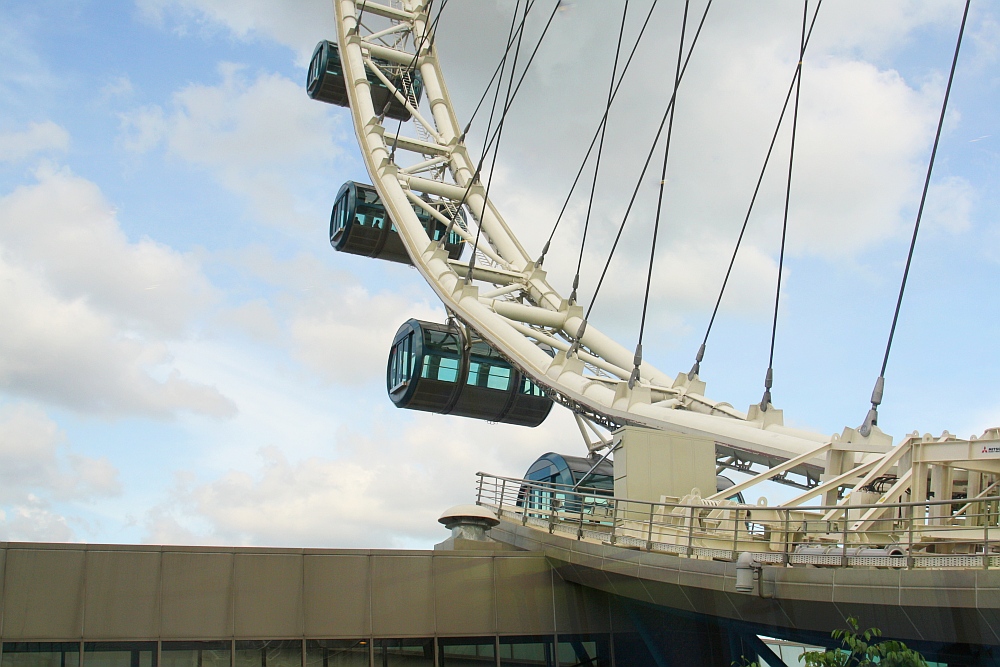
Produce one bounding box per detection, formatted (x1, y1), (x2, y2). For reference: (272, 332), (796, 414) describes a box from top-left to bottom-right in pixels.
(0, 0), (997, 549)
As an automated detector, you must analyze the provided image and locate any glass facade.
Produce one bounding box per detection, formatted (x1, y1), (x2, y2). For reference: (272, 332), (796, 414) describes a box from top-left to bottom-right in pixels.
(373, 639), (433, 667)
(235, 642), (300, 667)
(2, 643), (80, 667)
(437, 638), (494, 667)
(498, 636), (555, 667)
(83, 643), (156, 667)
(1, 634), (958, 667)
(161, 642), (230, 667)
(305, 640), (368, 667)
(556, 635), (611, 667)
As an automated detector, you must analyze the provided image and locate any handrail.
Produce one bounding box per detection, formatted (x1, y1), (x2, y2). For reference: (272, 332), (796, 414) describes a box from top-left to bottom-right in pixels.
(475, 472), (1000, 571)
(478, 471), (993, 514)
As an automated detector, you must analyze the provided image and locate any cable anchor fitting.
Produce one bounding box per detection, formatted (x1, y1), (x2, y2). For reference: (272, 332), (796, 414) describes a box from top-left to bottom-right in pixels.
(759, 367), (773, 411)
(536, 240), (551, 267)
(627, 343), (642, 390)
(688, 343), (706, 380)
(567, 320), (587, 358)
(858, 375), (884, 437)
(569, 274), (580, 305)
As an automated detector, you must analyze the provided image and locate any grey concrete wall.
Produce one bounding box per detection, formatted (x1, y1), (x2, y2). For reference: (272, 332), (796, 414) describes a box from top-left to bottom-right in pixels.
(0, 542), (612, 641)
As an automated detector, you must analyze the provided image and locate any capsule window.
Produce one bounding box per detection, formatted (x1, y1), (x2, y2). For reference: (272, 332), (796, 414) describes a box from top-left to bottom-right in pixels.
(521, 377), (546, 396)
(422, 355), (459, 382)
(355, 202), (384, 228)
(425, 329), (460, 354)
(470, 341), (502, 360)
(332, 191), (350, 237)
(467, 362), (511, 390)
(389, 332), (414, 391)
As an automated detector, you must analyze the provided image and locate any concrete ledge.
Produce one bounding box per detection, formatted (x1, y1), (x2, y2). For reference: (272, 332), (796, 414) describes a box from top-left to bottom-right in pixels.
(491, 518), (1000, 645)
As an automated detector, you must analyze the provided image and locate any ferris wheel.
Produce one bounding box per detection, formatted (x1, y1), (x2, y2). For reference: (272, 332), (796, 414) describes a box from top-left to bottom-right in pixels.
(309, 0), (994, 513)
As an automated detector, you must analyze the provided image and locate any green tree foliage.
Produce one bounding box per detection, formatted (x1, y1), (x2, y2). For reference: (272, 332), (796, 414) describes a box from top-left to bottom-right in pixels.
(800, 617), (929, 666)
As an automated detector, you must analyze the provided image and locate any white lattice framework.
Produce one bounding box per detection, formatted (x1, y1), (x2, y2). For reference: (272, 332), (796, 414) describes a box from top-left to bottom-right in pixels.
(331, 0), (1000, 517)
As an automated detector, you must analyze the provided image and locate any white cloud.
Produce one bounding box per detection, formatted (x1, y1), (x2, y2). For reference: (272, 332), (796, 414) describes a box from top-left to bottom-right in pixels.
(0, 255), (235, 418)
(118, 105), (166, 152)
(0, 165), (216, 336)
(144, 408), (582, 548)
(0, 121), (70, 162)
(101, 75), (135, 102)
(435, 0), (965, 272)
(0, 167), (235, 419)
(213, 299), (282, 343)
(135, 0), (335, 65)
(923, 175), (975, 234)
(290, 282), (443, 386)
(119, 64), (348, 230)
(213, 246), (442, 385)
(0, 402), (120, 503)
(0, 500), (74, 542)
(0, 402), (122, 542)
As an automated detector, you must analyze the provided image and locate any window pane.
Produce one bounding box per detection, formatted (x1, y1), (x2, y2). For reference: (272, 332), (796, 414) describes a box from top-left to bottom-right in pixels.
(469, 342), (500, 360)
(556, 635), (611, 667)
(3, 643), (80, 667)
(425, 330), (459, 355)
(487, 366), (511, 390)
(521, 378), (544, 397)
(235, 641), (300, 667)
(438, 638), (494, 667)
(436, 356), (459, 382)
(305, 640), (368, 667)
(499, 636), (554, 667)
(161, 642), (230, 667)
(83, 643), (156, 667)
(373, 639), (433, 667)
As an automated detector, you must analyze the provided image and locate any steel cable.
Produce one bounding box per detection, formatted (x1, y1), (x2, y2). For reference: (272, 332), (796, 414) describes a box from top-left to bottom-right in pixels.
(584, 0), (714, 322)
(687, 0), (823, 381)
(537, 0), (662, 267)
(460, 0), (538, 141)
(629, 0), (690, 389)
(441, 0), (563, 245)
(465, 0), (529, 283)
(759, 0), (808, 411)
(569, 1), (630, 306)
(859, 0), (971, 436)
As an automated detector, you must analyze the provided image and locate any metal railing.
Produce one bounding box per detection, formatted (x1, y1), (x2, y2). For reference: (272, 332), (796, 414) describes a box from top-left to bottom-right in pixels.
(475, 472), (1000, 570)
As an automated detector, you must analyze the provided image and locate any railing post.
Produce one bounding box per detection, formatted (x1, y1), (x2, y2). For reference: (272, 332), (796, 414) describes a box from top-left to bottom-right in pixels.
(984, 500), (990, 570)
(841, 511), (849, 569)
(646, 504), (655, 551)
(577, 495), (585, 540)
(497, 478), (506, 520)
(609, 499), (618, 545)
(686, 506), (696, 556)
(476, 473), (484, 505)
(782, 509), (791, 566)
(731, 507), (740, 560)
(907, 507), (915, 569)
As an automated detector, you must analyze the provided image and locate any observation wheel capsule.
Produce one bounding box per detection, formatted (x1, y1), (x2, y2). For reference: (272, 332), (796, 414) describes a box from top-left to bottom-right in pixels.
(331, 181), (465, 264)
(387, 319), (553, 427)
(307, 40), (423, 122)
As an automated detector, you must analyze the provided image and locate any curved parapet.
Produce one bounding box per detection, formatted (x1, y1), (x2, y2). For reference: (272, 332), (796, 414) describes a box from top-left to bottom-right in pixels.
(481, 474), (1000, 654)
